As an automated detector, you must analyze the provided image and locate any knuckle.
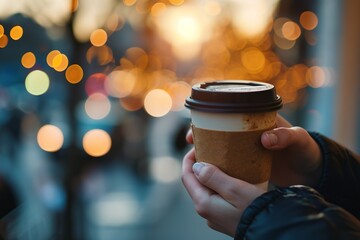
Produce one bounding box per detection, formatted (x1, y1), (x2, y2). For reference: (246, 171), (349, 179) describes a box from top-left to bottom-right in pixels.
(194, 196), (210, 218)
(198, 165), (216, 186)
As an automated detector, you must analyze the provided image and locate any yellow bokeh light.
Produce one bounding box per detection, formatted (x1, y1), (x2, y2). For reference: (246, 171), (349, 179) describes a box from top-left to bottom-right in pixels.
(83, 129), (112, 157)
(169, 0), (184, 6)
(123, 0), (136, 6)
(0, 34), (8, 48)
(25, 70), (50, 96)
(300, 11), (318, 31)
(282, 21), (301, 41)
(65, 64), (83, 84)
(85, 93), (111, 120)
(21, 52), (36, 69)
(37, 124), (64, 152)
(241, 47), (266, 74)
(151, 3), (167, 17)
(90, 29), (108, 47)
(144, 89), (172, 117)
(47, 50), (61, 68)
(10, 25), (23, 40)
(0, 25), (4, 38)
(53, 53), (69, 72)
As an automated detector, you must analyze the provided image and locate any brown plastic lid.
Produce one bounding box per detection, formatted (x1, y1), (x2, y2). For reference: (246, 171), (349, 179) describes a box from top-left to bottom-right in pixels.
(185, 80), (282, 113)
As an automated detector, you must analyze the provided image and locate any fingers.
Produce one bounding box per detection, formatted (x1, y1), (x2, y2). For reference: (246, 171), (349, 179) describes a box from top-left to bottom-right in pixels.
(182, 148), (213, 202)
(192, 162), (265, 207)
(261, 126), (311, 150)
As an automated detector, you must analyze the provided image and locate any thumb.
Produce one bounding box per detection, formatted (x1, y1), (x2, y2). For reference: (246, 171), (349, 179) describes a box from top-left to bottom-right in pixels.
(261, 127), (310, 150)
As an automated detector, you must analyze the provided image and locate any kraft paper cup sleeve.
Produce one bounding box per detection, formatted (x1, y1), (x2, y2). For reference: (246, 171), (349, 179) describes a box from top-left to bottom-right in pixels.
(192, 125), (275, 184)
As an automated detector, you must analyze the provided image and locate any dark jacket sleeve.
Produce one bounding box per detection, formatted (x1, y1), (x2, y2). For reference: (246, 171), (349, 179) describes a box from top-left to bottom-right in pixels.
(234, 132), (360, 240)
(310, 132), (360, 218)
(235, 186), (360, 240)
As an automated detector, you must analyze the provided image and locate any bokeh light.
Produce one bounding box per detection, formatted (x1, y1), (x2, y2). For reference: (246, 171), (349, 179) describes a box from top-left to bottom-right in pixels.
(0, 34), (8, 48)
(306, 66), (326, 88)
(300, 11), (318, 30)
(47, 50), (61, 68)
(0, 24), (4, 38)
(282, 21), (301, 41)
(85, 93), (111, 120)
(82, 129), (112, 157)
(241, 47), (266, 74)
(21, 52), (36, 68)
(90, 29), (107, 47)
(65, 64), (83, 84)
(105, 70), (136, 98)
(144, 89), (172, 117)
(10, 25), (23, 40)
(25, 70), (50, 96)
(85, 73), (108, 96)
(168, 81), (191, 111)
(150, 157), (181, 183)
(53, 53), (69, 72)
(37, 124), (64, 152)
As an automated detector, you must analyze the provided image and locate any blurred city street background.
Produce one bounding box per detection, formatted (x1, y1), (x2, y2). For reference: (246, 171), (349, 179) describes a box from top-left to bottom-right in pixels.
(1, 0), (360, 239)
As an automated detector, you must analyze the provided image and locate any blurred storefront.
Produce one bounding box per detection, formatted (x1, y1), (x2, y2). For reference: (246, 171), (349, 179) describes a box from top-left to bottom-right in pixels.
(0, 0), (359, 239)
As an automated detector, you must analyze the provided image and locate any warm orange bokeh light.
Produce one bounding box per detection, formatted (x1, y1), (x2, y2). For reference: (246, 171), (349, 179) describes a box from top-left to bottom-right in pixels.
(53, 53), (69, 72)
(168, 81), (191, 111)
(47, 50), (61, 68)
(37, 124), (64, 152)
(123, 0), (136, 6)
(169, 0), (184, 6)
(0, 34), (8, 48)
(144, 89), (172, 117)
(10, 25), (23, 40)
(90, 29), (108, 47)
(0, 25), (4, 38)
(282, 21), (301, 41)
(151, 3), (167, 17)
(241, 47), (266, 74)
(105, 70), (136, 98)
(65, 64), (83, 84)
(83, 129), (112, 157)
(300, 11), (318, 31)
(21, 52), (36, 68)
(120, 97), (143, 112)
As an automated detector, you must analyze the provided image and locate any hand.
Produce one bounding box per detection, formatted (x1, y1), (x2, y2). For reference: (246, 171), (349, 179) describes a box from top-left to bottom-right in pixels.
(185, 115), (323, 187)
(182, 148), (265, 237)
(261, 115), (322, 187)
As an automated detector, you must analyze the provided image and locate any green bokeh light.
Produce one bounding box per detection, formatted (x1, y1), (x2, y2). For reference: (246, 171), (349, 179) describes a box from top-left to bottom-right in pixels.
(25, 70), (50, 95)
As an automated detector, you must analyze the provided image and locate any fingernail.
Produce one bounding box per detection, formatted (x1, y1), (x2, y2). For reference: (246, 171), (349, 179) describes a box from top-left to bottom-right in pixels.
(266, 133), (278, 146)
(193, 162), (205, 176)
